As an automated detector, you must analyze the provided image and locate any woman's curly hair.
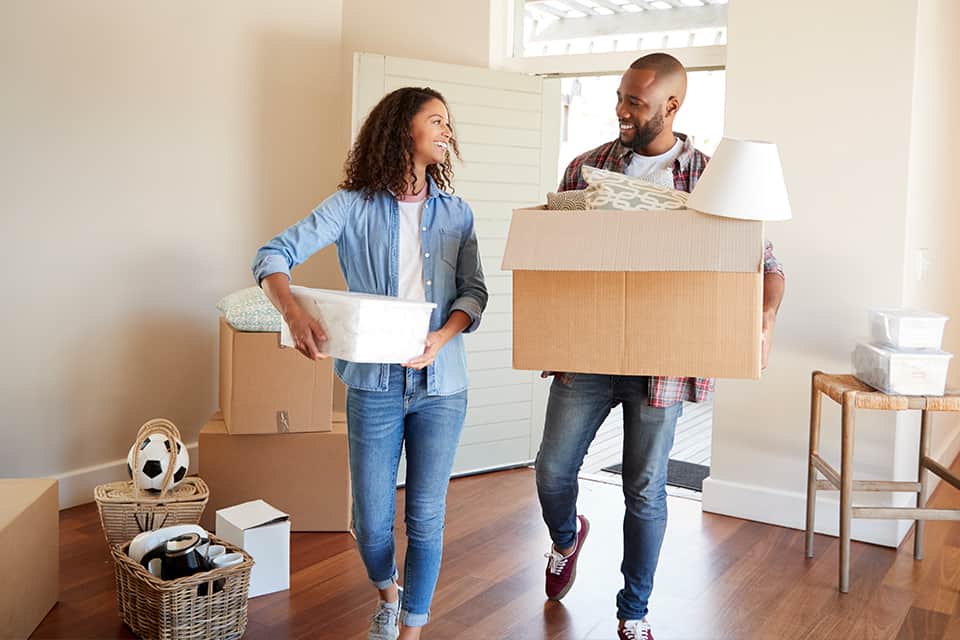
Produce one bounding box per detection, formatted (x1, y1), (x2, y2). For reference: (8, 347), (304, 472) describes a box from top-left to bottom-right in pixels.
(340, 87), (461, 197)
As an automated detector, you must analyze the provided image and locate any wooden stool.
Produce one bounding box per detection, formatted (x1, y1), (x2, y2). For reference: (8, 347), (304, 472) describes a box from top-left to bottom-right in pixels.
(805, 372), (960, 592)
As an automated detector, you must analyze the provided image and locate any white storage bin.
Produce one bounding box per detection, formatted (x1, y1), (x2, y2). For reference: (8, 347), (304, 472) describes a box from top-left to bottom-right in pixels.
(869, 308), (948, 349)
(853, 342), (952, 396)
(281, 286), (436, 364)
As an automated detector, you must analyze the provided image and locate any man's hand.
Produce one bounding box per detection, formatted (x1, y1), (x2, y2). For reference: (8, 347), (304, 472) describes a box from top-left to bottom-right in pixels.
(285, 305), (328, 361)
(404, 331), (446, 370)
(540, 371), (574, 385)
(761, 310), (776, 370)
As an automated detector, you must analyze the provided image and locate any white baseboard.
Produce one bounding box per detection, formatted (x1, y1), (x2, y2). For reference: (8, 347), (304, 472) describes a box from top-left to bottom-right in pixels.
(701, 476), (903, 547)
(702, 426), (960, 549)
(54, 442), (199, 510)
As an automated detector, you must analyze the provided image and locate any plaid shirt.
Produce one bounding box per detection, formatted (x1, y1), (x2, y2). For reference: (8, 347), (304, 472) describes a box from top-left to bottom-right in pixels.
(559, 133), (785, 407)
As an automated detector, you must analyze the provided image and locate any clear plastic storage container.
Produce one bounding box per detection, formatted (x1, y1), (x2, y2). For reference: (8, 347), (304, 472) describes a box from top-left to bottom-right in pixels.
(282, 286), (436, 364)
(869, 308), (948, 350)
(853, 342), (952, 396)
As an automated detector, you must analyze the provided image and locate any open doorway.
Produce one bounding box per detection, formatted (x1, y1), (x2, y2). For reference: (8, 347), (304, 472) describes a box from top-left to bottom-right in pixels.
(566, 70), (725, 497)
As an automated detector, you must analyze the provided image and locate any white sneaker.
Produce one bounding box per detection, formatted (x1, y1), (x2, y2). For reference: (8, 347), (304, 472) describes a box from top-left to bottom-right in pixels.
(367, 598), (400, 640)
(619, 618), (653, 640)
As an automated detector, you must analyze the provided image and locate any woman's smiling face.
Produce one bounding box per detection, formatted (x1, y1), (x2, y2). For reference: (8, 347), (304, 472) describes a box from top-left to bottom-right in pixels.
(410, 98), (453, 169)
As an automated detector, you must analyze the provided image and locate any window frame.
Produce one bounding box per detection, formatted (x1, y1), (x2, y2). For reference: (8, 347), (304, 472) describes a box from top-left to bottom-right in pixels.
(490, 0), (727, 76)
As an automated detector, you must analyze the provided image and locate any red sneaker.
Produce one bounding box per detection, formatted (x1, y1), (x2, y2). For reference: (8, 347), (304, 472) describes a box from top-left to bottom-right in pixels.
(618, 619), (653, 640)
(544, 515), (589, 601)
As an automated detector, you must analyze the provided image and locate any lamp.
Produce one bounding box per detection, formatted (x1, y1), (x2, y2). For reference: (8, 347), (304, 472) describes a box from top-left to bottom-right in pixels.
(686, 138), (792, 221)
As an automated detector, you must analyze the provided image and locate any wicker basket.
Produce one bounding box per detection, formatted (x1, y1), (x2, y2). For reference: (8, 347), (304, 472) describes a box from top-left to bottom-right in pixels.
(95, 418), (209, 546)
(112, 535), (254, 640)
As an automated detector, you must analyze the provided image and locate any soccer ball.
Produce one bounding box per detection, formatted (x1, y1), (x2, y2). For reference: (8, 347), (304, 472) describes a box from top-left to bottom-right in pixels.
(127, 433), (189, 493)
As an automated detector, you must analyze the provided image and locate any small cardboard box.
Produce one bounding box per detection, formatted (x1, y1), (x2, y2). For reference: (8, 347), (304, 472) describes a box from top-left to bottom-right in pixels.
(199, 412), (350, 532)
(502, 207), (764, 379)
(0, 478), (58, 638)
(220, 317), (334, 434)
(216, 500), (290, 598)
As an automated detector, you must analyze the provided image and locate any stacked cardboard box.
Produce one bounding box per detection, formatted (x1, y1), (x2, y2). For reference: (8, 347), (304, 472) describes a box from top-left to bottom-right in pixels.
(200, 318), (351, 532)
(0, 478), (58, 638)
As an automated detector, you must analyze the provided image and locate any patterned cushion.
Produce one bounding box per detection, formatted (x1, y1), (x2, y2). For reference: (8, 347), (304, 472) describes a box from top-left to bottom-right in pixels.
(546, 189), (587, 210)
(217, 286), (282, 332)
(582, 165), (689, 211)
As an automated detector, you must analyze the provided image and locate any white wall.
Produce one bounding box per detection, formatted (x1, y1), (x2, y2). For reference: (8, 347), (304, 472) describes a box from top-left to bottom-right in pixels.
(700, 0), (947, 546)
(1, 1), (346, 504)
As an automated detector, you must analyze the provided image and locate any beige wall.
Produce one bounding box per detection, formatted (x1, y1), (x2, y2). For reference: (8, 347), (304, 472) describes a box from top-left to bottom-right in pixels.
(5, 0), (957, 528)
(338, 0), (493, 155)
(898, 0), (960, 477)
(0, 0), (493, 495)
(1, 1), (345, 480)
(702, 0), (932, 545)
(341, 0), (492, 71)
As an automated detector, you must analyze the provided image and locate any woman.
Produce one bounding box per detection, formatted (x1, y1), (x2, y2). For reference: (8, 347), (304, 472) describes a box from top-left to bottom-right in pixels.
(252, 87), (487, 639)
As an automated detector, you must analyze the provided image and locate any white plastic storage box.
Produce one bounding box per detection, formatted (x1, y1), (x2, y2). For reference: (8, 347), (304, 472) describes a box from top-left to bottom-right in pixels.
(281, 286), (436, 363)
(853, 342), (953, 396)
(869, 308), (948, 350)
(216, 500), (290, 598)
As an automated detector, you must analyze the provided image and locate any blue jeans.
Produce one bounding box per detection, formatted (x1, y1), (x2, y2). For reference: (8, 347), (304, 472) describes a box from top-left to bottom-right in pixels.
(346, 365), (467, 628)
(535, 374), (682, 621)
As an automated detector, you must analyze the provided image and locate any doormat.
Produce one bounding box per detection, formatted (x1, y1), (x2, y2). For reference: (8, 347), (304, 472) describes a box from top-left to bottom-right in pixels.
(602, 459), (710, 492)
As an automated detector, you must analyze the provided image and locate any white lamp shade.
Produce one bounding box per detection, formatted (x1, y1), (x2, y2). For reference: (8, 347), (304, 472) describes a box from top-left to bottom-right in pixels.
(686, 138), (792, 221)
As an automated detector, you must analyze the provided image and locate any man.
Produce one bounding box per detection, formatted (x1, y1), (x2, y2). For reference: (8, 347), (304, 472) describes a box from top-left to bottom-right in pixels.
(536, 53), (785, 640)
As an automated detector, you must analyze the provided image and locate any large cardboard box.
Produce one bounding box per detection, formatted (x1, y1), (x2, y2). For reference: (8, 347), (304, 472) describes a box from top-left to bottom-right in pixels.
(216, 500), (290, 598)
(0, 478), (58, 638)
(199, 413), (350, 532)
(219, 317), (334, 434)
(502, 207), (764, 379)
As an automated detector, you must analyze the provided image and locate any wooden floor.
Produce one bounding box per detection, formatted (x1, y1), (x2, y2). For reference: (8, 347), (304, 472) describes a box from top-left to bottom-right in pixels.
(33, 462), (960, 640)
(581, 400), (713, 476)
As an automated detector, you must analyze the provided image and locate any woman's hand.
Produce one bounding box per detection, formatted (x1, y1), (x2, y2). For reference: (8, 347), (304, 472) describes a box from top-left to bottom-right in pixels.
(403, 331), (446, 370)
(285, 305), (328, 361)
(402, 311), (471, 370)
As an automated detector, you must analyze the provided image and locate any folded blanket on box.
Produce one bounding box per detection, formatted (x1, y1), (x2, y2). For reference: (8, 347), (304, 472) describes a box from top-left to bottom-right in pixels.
(216, 287), (282, 332)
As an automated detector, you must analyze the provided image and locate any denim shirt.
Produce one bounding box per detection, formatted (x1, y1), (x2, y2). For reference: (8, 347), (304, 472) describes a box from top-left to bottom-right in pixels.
(252, 177), (487, 395)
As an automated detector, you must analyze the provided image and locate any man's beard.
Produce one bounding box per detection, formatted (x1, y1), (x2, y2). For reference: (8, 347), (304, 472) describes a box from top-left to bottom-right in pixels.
(623, 109), (665, 152)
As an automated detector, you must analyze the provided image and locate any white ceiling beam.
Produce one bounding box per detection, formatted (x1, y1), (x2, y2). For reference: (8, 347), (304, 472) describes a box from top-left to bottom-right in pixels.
(497, 44), (726, 75)
(553, 0), (599, 15)
(526, 0), (622, 16)
(526, 1), (569, 19)
(528, 4), (726, 42)
(589, 0), (629, 11)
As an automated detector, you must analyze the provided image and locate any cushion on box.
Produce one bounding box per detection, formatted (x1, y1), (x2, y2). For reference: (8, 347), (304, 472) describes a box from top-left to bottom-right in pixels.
(582, 165), (689, 211)
(216, 287), (282, 332)
(546, 189), (588, 210)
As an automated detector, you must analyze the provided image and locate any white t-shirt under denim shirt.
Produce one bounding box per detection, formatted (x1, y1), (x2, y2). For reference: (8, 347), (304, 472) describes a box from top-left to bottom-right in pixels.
(397, 188), (427, 302)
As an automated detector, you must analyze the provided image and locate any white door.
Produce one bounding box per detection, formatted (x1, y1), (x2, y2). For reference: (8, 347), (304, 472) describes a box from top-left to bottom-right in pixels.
(352, 52), (560, 478)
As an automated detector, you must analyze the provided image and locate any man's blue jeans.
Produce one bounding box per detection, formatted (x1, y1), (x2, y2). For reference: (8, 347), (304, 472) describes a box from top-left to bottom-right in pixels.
(346, 365), (467, 628)
(535, 374), (682, 621)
